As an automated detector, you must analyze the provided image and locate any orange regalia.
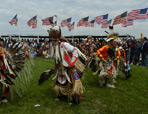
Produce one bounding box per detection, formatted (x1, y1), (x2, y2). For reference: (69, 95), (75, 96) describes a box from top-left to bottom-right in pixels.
(96, 45), (110, 60)
(96, 43), (117, 88)
(115, 47), (126, 64)
(115, 47), (131, 79)
(88, 45), (110, 73)
(96, 25), (118, 88)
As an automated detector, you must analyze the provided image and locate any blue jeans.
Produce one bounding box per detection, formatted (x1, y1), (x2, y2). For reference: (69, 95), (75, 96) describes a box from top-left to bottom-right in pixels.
(144, 54), (148, 66)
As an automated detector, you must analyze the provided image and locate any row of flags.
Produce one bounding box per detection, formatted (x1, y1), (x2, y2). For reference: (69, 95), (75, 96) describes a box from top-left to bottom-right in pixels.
(113, 8), (148, 27)
(9, 7), (148, 31)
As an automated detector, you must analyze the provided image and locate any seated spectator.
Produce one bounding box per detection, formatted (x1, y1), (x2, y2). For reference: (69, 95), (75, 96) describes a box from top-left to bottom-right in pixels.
(30, 48), (37, 58)
(38, 47), (43, 57)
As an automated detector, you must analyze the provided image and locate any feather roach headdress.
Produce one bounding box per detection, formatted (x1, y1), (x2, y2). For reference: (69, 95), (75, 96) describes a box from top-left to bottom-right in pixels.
(105, 26), (119, 41)
(47, 18), (68, 42)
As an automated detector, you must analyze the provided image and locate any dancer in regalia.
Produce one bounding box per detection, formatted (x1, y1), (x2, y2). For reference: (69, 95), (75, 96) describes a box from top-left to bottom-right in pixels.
(0, 39), (26, 104)
(39, 22), (87, 104)
(96, 26), (118, 88)
(115, 39), (131, 79)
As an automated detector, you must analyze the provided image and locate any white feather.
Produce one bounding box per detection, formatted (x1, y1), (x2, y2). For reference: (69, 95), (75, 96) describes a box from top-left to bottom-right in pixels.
(64, 71), (72, 84)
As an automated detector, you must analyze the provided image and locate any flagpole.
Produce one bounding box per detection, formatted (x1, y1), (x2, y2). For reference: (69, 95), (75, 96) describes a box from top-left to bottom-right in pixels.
(56, 15), (58, 26)
(72, 29), (74, 42)
(80, 27), (82, 36)
(95, 24), (97, 36)
(72, 24), (76, 42)
(17, 21), (20, 40)
(133, 19), (138, 39)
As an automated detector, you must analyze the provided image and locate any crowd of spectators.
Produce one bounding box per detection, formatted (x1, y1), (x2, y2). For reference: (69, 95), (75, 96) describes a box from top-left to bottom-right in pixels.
(0, 36), (148, 66)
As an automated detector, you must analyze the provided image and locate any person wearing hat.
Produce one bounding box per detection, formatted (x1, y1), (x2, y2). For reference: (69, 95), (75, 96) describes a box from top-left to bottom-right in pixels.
(114, 39), (131, 79)
(96, 37), (117, 88)
(39, 25), (86, 104)
(96, 26), (118, 88)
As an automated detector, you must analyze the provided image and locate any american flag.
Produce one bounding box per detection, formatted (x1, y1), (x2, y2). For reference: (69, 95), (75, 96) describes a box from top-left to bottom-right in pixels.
(122, 19), (133, 28)
(120, 11), (128, 27)
(68, 22), (75, 31)
(9, 14), (18, 26)
(146, 12), (148, 19)
(94, 14), (108, 25)
(85, 20), (95, 27)
(113, 11), (127, 25)
(120, 11), (127, 20)
(121, 21), (127, 27)
(101, 19), (112, 28)
(60, 17), (72, 27)
(127, 19), (133, 26)
(27, 15), (37, 28)
(113, 15), (121, 25)
(42, 16), (53, 25)
(77, 16), (89, 26)
(127, 9), (140, 20)
(136, 8), (147, 20)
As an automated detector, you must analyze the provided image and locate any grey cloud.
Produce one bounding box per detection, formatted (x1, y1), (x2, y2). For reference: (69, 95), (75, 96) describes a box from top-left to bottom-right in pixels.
(0, 0), (148, 38)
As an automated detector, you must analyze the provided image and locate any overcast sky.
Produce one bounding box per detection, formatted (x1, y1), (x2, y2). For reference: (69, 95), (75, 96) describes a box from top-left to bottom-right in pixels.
(0, 0), (148, 39)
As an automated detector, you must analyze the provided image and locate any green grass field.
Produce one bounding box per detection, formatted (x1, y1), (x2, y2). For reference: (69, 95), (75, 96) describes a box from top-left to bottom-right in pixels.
(0, 57), (148, 114)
